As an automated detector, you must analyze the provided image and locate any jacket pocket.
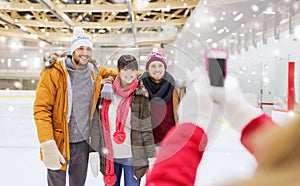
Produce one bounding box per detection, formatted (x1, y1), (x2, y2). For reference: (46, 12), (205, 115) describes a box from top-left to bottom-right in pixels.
(53, 129), (65, 157)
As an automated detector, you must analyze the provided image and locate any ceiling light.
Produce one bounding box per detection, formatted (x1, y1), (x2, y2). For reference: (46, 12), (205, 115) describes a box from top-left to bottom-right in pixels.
(273, 49), (280, 56)
(25, 14), (32, 20)
(233, 13), (243, 21)
(206, 38), (213, 43)
(162, 7), (170, 12)
(211, 43), (218, 48)
(39, 41), (46, 48)
(263, 7), (275, 14)
(251, 4), (259, 12)
(21, 60), (27, 67)
(263, 11), (276, 15)
(217, 28), (224, 34)
(194, 22), (201, 28)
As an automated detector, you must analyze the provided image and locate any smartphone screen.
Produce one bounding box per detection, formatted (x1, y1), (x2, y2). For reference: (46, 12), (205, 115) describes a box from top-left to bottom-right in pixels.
(208, 58), (226, 87)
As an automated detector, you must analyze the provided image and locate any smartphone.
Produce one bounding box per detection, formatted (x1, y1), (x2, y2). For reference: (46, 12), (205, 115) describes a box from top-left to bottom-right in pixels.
(205, 49), (228, 87)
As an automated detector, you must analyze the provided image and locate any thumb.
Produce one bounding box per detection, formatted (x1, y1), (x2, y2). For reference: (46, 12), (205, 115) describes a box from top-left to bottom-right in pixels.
(225, 76), (243, 97)
(58, 153), (66, 164)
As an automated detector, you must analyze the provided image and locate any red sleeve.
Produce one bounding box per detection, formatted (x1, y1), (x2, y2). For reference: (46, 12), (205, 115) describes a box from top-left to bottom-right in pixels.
(146, 123), (207, 186)
(240, 114), (278, 158)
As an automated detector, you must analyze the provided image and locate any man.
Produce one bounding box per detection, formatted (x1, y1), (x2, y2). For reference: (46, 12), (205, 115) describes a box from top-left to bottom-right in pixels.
(33, 28), (117, 186)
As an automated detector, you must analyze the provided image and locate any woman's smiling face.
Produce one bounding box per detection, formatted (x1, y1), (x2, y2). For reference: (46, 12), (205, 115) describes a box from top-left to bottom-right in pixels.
(119, 67), (138, 88)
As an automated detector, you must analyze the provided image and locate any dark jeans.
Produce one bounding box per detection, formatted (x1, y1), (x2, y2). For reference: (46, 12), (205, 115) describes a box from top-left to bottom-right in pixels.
(112, 158), (141, 186)
(47, 140), (89, 186)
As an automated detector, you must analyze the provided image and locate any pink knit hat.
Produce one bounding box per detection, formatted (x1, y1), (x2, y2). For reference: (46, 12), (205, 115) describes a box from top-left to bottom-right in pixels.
(145, 52), (167, 70)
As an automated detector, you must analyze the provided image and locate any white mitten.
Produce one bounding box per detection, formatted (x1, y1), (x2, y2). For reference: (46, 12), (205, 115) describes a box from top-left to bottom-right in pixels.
(223, 76), (262, 132)
(175, 79), (185, 89)
(148, 158), (156, 171)
(89, 152), (100, 177)
(101, 83), (114, 100)
(40, 140), (65, 170)
(178, 66), (221, 135)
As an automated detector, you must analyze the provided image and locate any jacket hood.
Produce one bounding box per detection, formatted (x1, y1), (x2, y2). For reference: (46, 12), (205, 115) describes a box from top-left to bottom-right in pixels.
(43, 53), (98, 74)
(43, 53), (66, 67)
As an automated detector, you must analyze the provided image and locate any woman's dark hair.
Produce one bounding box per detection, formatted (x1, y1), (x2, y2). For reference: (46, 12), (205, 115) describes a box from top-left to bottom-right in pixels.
(117, 55), (138, 71)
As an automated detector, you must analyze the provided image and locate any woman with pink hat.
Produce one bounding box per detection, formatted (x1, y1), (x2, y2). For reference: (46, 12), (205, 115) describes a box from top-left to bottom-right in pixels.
(140, 51), (185, 146)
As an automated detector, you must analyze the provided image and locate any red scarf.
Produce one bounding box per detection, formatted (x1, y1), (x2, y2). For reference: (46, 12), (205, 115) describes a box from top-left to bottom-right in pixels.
(101, 75), (138, 186)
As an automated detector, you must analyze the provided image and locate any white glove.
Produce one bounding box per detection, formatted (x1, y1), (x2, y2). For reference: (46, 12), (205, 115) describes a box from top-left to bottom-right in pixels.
(101, 83), (114, 100)
(40, 140), (65, 170)
(178, 66), (222, 139)
(89, 152), (100, 177)
(175, 79), (185, 89)
(148, 158), (156, 171)
(223, 76), (262, 132)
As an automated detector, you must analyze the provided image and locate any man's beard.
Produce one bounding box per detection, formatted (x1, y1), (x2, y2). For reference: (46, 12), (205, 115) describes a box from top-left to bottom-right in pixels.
(73, 56), (89, 68)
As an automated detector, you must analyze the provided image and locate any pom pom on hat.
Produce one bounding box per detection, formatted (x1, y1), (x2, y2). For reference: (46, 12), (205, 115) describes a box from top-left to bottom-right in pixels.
(70, 27), (93, 54)
(145, 52), (167, 70)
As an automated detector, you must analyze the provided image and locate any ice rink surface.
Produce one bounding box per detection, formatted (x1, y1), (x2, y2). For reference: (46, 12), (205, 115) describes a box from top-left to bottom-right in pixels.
(0, 90), (257, 186)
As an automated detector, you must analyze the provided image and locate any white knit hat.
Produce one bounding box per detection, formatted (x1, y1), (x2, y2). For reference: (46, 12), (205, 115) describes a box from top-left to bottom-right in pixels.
(70, 27), (93, 54)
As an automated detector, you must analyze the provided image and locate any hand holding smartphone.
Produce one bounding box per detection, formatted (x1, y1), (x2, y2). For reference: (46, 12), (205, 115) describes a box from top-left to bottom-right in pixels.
(205, 49), (228, 87)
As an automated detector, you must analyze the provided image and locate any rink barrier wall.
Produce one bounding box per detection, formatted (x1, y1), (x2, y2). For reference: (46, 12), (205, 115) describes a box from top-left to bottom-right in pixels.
(0, 90), (35, 98)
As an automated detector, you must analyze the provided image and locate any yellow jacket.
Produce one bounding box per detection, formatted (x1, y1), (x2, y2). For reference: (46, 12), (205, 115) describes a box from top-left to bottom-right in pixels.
(33, 55), (117, 170)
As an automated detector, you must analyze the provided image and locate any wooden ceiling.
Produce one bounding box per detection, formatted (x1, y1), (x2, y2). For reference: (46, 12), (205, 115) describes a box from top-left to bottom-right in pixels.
(0, 0), (198, 47)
